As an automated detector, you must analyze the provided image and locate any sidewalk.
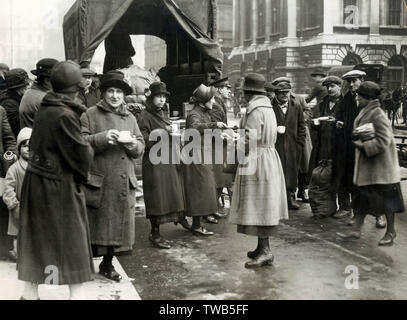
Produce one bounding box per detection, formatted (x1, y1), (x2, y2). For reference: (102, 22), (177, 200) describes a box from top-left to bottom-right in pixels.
(0, 257), (141, 300)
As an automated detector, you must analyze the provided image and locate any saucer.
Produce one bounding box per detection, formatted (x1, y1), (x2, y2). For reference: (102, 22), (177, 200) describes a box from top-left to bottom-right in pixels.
(117, 137), (134, 144)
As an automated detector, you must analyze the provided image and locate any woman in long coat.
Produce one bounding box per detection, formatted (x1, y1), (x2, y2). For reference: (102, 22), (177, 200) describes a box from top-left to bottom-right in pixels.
(183, 84), (228, 236)
(339, 82), (404, 246)
(230, 74), (289, 268)
(81, 70), (145, 282)
(18, 61), (94, 300)
(137, 82), (188, 249)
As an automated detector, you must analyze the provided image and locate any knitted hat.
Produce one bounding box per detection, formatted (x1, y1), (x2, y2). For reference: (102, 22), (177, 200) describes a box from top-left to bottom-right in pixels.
(17, 127), (32, 153)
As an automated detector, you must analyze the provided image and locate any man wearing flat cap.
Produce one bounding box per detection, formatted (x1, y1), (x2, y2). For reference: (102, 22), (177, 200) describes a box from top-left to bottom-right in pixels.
(77, 68), (100, 108)
(272, 77), (312, 204)
(272, 82), (307, 210)
(308, 76), (343, 217)
(19, 58), (59, 129)
(208, 77), (233, 213)
(306, 69), (328, 105)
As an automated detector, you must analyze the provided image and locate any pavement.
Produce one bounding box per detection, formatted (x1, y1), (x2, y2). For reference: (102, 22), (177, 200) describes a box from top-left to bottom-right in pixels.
(0, 257), (140, 300)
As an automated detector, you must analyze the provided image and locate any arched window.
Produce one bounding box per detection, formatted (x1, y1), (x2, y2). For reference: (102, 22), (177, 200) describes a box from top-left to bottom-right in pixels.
(386, 55), (406, 90)
(342, 52), (363, 65)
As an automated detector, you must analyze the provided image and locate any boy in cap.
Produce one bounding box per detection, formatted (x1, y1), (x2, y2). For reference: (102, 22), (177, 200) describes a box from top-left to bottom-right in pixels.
(19, 58), (59, 129)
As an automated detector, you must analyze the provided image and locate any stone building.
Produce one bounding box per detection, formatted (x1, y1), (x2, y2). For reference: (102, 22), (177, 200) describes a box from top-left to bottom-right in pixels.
(144, 0), (234, 76)
(228, 0), (407, 92)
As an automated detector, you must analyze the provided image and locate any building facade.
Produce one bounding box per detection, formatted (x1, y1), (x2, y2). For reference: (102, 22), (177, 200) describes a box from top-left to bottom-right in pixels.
(228, 0), (407, 92)
(144, 0), (234, 76)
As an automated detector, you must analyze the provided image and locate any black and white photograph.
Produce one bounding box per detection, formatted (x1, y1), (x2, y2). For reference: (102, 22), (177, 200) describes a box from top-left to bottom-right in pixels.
(0, 0), (407, 305)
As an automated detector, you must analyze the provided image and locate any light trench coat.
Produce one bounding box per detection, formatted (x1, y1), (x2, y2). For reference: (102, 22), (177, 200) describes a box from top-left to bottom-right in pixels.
(229, 95), (289, 226)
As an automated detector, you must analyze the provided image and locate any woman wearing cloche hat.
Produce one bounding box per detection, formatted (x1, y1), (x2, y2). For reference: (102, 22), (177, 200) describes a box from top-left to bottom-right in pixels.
(17, 61), (95, 300)
(81, 70), (145, 282)
(338, 81), (404, 246)
(137, 82), (189, 249)
(229, 73), (288, 268)
(183, 84), (228, 236)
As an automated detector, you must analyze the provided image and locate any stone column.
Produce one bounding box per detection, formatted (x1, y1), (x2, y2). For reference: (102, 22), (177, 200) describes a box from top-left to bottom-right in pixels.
(239, 0), (245, 47)
(287, 0), (297, 38)
(370, 0), (380, 35)
(265, 0), (272, 43)
(323, 0), (335, 34)
(252, 0), (258, 45)
(233, 0), (238, 46)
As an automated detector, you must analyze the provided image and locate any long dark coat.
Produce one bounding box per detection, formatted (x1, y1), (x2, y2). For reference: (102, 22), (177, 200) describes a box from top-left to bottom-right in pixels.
(80, 101), (145, 253)
(332, 91), (359, 191)
(183, 105), (218, 216)
(272, 96), (306, 191)
(308, 96), (342, 176)
(137, 105), (185, 217)
(209, 94), (234, 189)
(0, 89), (22, 137)
(18, 92), (94, 285)
(0, 105), (17, 177)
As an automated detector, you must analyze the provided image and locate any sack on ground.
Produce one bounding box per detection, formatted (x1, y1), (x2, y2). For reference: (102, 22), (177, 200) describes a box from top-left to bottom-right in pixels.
(308, 159), (336, 217)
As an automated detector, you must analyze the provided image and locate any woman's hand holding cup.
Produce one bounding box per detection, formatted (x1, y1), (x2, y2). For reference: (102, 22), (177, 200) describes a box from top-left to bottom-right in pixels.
(277, 126), (286, 134)
(217, 122), (228, 129)
(107, 129), (120, 145)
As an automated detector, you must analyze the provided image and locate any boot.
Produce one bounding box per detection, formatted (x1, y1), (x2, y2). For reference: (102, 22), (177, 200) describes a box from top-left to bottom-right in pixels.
(245, 238), (274, 268)
(287, 193), (300, 210)
(376, 215), (387, 229)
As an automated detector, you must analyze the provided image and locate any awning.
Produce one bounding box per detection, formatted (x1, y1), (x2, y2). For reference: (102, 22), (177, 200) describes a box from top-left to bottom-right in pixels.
(63, 0), (223, 75)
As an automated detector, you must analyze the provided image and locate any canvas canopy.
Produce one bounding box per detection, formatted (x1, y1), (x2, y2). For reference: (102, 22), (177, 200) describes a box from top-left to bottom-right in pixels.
(63, 0), (223, 75)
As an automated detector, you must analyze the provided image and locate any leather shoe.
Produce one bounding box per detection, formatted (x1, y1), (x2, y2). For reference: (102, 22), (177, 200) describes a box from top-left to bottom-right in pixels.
(379, 232), (396, 246)
(191, 227), (214, 236)
(287, 195), (300, 210)
(333, 210), (351, 219)
(213, 211), (228, 219)
(174, 217), (191, 230)
(204, 216), (218, 224)
(245, 253), (274, 268)
(149, 234), (172, 249)
(376, 215), (387, 229)
(99, 263), (122, 282)
(247, 248), (260, 259)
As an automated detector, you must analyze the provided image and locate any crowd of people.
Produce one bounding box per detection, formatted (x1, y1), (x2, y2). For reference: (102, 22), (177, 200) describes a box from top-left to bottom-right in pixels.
(0, 57), (404, 299)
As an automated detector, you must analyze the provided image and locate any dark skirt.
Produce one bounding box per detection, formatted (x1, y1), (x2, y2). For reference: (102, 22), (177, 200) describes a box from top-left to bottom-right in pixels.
(92, 245), (133, 258)
(237, 225), (275, 237)
(148, 211), (184, 225)
(353, 183), (405, 217)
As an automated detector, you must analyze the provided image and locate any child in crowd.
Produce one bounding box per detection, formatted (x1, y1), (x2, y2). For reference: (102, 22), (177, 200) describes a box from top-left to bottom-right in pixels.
(3, 127), (32, 262)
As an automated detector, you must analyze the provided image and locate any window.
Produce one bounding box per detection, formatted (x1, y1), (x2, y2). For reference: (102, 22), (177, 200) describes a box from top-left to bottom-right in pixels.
(244, 0), (252, 40)
(386, 56), (406, 90)
(385, 0), (407, 26)
(303, 0), (320, 29)
(258, 0), (266, 37)
(343, 0), (359, 24)
(271, 0), (281, 34)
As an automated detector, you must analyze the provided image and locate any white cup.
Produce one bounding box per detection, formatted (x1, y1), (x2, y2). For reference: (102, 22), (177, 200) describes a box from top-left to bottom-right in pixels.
(277, 126), (286, 134)
(313, 119), (320, 126)
(119, 131), (132, 141)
